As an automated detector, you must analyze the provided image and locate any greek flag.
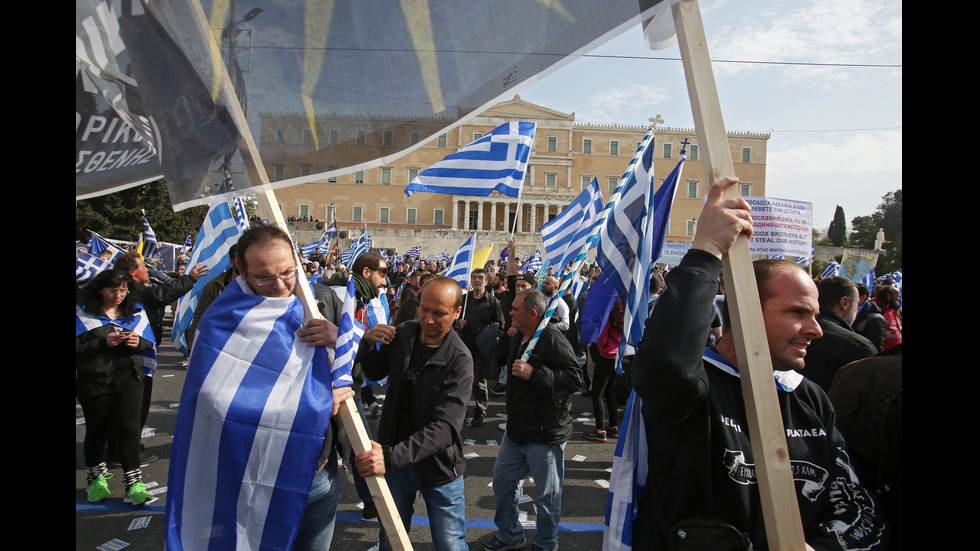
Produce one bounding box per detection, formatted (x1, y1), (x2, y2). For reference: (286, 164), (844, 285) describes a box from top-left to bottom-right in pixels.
(437, 250), (451, 262)
(334, 276), (365, 381)
(407, 245), (422, 257)
(444, 234), (477, 287)
(405, 122), (536, 198)
(861, 268), (876, 288)
(540, 178), (604, 277)
(341, 230), (371, 267)
(820, 260), (841, 278)
(769, 254), (784, 260)
(233, 197), (250, 232)
(596, 132), (657, 361)
(795, 256), (810, 267)
(171, 201), (245, 355)
(603, 391), (647, 551)
(166, 277), (346, 551)
(519, 250), (543, 273)
(89, 232), (121, 260)
(301, 242), (319, 257)
(325, 221), (338, 241)
(181, 234), (193, 256)
(142, 217), (158, 260)
(75, 252), (111, 290)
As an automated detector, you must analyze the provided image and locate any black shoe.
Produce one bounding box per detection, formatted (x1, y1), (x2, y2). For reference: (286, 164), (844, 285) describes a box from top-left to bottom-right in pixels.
(362, 501), (378, 520)
(471, 412), (485, 427)
(489, 384), (507, 396)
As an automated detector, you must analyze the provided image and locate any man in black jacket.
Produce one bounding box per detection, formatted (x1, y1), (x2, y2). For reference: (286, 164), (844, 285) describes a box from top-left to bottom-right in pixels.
(483, 289), (582, 551)
(460, 268), (504, 427)
(803, 276), (878, 392)
(355, 277), (473, 551)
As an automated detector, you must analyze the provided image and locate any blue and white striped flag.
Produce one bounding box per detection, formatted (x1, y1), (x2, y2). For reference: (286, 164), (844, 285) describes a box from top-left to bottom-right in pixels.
(88, 232), (122, 261)
(334, 276), (365, 381)
(444, 234), (477, 287)
(181, 234), (193, 256)
(820, 260), (841, 278)
(407, 245), (422, 257)
(75, 252), (111, 291)
(301, 242), (319, 257)
(604, 390), (647, 551)
(769, 254), (784, 260)
(325, 221), (337, 241)
(166, 277), (346, 551)
(861, 268), (876, 288)
(405, 122), (536, 198)
(171, 201), (245, 355)
(437, 250), (451, 263)
(540, 178), (604, 277)
(141, 217), (158, 260)
(795, 256), (810, 267)
(519, 249), (542, 273)
(341, 230), (371, 267)
(233, 197), (250, 232)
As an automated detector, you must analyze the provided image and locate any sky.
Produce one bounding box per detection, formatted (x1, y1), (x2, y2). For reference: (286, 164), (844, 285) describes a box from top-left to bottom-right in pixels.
(515, 0), (902, 234)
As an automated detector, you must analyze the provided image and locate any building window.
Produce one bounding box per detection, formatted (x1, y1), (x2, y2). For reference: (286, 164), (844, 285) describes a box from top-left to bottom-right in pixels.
(355, 171), (364, 184)
(406, 208), (417, 225)
(547, 136), (557, 152)
(689, 144), (698, 160)
(583, 138), (592, 154)
(410, 131), (420, 145)
(608, 176), (618, 194)
(275, 128), (285, 144)
(357, 130), (366, 145)
(663, 142), (672, 159)
(742, 147), (751, 163)
(329, 129), (339, 145)
(609, 140), (619, 156)
(437, 133), (447, 148)
(379, 207), (389, 224)
(327, 165), (337, 183)
(299, 204), (310, 219)
(300, 164), (312, 177)
(687, 181), (698, 199)
(381, 168), (391, 185)
(525, 165), (532, 186)
(581, 175), (592, 191)
(383, 131), (394, 147)
(546, 173), (557, 187)
(740, 183), (751, 196)
(302, 129), (313, 145)
(474, 132), (484, 141)
(408, 168), (419, 183)
(687, 220), (696, 236)
(434, 209), (444, 225)
(353, 206), (363, 222)
(273, 164), (285, 181)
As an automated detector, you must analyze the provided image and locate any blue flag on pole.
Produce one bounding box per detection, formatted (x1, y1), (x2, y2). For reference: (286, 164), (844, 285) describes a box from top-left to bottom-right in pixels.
(405, 122), (536, 198)
(171, 201), (245, 354)
(407, 245), (422, 257)
(334, 276), (365, 382)
(540, 178), (604, 276)
(444, 234), (476, 287)
(341, 230), (371, 267)
(166, 278), (342, 551)
(142, 217), (158, 260)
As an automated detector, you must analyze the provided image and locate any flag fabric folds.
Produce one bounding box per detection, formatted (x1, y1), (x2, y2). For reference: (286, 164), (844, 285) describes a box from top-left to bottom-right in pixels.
(407, 245), (422, 257)
(333, 277), (365, 382)
(820, 260), (842, 278)
(76, 252), (112, 291)
(405, 122), (536, 198)
(519, 250), (543, 273)
(166, 277), (341, 551)
(233, 198), (250, 232)
(603, 390), (648, 551)
(540, 178), (605, 277)
(472, 244), (494, 274)
(171, 201), (246, 355)
(444, 234), (477, 287)
(340, 230), (371, 267)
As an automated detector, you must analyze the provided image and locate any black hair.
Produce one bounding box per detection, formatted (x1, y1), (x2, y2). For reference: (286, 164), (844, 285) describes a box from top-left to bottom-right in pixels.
(78, 269), (139, 318)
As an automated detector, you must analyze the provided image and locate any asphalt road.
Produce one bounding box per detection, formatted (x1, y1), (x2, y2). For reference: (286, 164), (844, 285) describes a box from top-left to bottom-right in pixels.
(76, 318), (622, 550)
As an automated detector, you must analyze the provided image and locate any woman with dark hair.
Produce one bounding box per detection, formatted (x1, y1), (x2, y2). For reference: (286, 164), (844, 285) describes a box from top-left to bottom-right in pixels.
(583, 299), (625, 443)
(76, 269), (156, 505)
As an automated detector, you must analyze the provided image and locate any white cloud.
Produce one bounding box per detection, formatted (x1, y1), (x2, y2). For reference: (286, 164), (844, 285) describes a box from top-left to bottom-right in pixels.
(573, 83), (671, 123)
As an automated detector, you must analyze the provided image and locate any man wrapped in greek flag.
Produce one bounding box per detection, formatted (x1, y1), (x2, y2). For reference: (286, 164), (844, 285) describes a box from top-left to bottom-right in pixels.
(166, 225), (353, 551)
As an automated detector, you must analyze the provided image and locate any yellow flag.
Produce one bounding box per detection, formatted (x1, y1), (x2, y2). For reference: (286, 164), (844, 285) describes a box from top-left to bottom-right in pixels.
(471, 244), (494, 274)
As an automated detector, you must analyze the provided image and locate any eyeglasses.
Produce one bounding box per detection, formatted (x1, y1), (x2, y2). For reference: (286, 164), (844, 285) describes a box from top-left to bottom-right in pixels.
(102, 289), (128, 296)
(250, 268), (299, 286)
(370, 266), (388, 276)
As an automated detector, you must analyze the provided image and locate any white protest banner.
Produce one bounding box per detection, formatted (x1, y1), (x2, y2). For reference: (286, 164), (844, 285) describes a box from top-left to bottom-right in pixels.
(743, 197), (813, 258)
(657, 241), (692, 266)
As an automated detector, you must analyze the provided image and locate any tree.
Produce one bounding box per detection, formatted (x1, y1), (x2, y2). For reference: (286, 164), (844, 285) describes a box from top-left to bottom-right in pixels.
(849, 189), (902, 273)
(76, 180), (209, 245)
(828, 205), (848, 247)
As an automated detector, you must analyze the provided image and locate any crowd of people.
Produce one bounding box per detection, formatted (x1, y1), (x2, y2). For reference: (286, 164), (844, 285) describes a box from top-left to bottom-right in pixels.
(77, 179), (902, 549)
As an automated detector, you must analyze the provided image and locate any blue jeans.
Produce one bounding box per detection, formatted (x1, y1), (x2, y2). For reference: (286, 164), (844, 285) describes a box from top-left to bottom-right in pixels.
(293, 462), (341, 551)
(492, 434), (566, 550)
(379, 464), (467, 551)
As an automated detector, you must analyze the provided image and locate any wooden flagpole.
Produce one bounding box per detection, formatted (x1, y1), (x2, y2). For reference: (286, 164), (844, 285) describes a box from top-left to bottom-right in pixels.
(671, 1), (808, 549)
(187, 2), (412, 548)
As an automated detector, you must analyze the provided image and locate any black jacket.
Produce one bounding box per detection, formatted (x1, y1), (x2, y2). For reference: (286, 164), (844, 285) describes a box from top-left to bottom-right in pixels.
(359, 320), (473, 487)
(506, 325), (582, 446)
(803, 310), (878, 392)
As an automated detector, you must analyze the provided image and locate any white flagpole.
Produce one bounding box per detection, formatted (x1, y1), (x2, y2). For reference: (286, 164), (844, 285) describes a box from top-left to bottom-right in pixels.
(187, 2), (412, 548)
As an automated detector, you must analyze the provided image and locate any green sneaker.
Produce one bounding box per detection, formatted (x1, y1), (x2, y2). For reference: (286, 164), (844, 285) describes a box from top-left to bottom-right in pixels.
(87, 473), (112, 502)
(124, 482), (155, 505)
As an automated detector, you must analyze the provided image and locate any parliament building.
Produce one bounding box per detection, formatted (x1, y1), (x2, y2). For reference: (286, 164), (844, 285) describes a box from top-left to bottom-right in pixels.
(259, 96), (770, 261)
